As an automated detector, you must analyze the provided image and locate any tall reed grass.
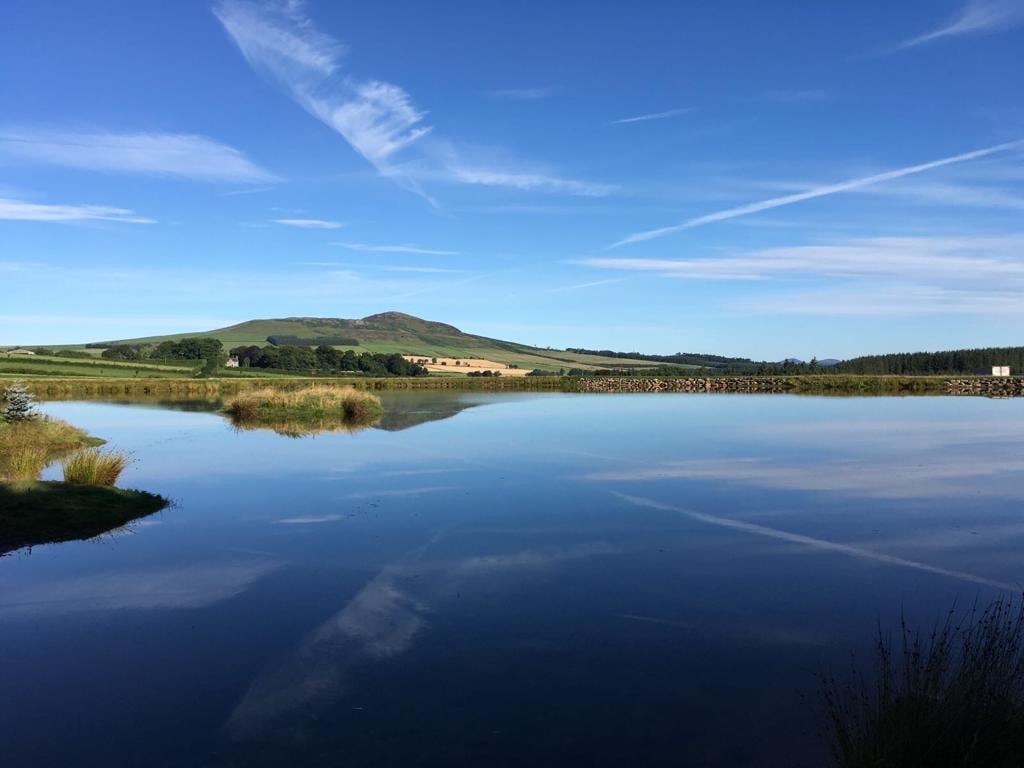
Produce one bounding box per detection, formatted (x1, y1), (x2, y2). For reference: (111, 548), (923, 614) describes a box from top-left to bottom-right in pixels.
(0, 416), (92, 481)
(61, 449), (129, 487)
(822, 597), (1024, 767)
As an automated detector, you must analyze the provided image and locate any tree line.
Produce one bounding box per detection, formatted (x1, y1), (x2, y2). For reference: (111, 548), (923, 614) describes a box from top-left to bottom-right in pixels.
(229, 344), (427, 376)
(831, 346), (1024, 375)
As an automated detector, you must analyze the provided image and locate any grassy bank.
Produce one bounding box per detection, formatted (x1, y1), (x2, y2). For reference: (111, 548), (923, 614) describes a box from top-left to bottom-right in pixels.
(0, 481), (168, 555)
(0, 416), (103, 480)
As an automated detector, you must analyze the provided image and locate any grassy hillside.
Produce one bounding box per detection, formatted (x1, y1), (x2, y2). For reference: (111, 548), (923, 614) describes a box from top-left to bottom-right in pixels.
(39, 312), (670, 373)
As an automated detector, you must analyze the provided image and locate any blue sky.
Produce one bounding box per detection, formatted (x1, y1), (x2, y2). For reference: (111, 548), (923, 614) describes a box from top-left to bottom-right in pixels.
(1, 0), (1023, 359)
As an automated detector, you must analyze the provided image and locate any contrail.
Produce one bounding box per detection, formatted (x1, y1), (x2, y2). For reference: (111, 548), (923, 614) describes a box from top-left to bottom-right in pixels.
(611, 139), (1024, 247)
(614, 493), (1019, 592)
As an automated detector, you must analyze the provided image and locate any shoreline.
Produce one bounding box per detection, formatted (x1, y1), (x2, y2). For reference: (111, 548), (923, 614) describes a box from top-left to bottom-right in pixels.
(6, 374), (1023, 398)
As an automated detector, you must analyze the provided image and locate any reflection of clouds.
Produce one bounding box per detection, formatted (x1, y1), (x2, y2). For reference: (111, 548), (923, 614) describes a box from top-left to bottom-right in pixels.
(453, 542), (617, 574)
(0, 559), (279, 616)
(347, 485), (458, 499)
(275, 514), (344, 525)
(615, 494), (1017, 592)
(761, 416), (1024, 452)
(225, 567), (426, 738)
(585, 454), (1024, 498)
(226, 542), (616, 738)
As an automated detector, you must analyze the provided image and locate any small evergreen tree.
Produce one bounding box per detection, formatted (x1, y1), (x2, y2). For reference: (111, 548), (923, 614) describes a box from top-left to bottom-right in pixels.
(2, 381), (36, 422)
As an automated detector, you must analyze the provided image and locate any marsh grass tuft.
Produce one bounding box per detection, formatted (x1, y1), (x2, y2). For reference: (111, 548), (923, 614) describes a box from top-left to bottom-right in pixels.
(62, 448), (130, 487)
(822, 597), (1024, 767)
(224, 385), (382, 435)
(0, 416), (95, 481)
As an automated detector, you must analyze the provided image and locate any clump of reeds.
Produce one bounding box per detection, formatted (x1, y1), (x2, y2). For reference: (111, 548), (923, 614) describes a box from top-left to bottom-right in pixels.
(61, 448), (130, 487)
(821, 596), (1024, 767)
(0, 416), (94, 481)
(224, 385), (382, 427)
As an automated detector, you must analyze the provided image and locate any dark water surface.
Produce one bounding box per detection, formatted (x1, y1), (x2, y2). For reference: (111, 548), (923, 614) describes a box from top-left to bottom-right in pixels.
(3, 392), (1024, 767)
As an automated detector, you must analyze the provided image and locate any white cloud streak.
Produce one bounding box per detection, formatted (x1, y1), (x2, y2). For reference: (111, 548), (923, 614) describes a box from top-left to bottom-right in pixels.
(0, 197), (155, 224)
(272, 217), (343, 229)
(214, 1), (608, 199)
(895, 0), (1024, 50)
(0, 128), (278, 183)
(448, 166), (616, 196)
(336, 242), (461, 255)
(612, 139), (1024, 246)
(611, 107), (691, 125)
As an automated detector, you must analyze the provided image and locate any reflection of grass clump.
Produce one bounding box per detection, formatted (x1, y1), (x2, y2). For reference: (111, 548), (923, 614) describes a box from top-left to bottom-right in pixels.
(822, 597), (1024, 767)
(62, 448), (130, 486)
(224, 386), (382, 436)
(0, 417), (100, 481)
(0, 481), (168, 555)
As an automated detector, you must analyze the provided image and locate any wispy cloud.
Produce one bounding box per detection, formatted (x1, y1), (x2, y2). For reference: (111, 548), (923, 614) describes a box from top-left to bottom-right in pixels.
(214, 1), (608, 199)
(336, 242), (461, 255)
(0, 128), (278, 183)
(272, 217), (343, 229)
(448, 166), (616, 196)
(611, 107), (691, 125)
(485, 87), (551, 101)
(611, 139), (1024, 246)
(378, 266), (463, 273)
(581, 235), (1024, 281)
(579, 235), (1024, 317)
(0, 197), (155, 224)
(894, 0), (1024, 50)
(547, 277), (629, 293)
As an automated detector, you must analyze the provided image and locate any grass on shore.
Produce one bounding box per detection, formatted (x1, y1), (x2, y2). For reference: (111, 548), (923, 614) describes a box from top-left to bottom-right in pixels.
(822, 597), (1024, 767)
(0, 481), (168, 555)
(0, 416), (102, 480)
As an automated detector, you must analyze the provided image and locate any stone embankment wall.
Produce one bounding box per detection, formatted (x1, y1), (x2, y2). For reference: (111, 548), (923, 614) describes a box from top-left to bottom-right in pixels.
(946, 377), (1024, 397)
(573, 377), (789, 393)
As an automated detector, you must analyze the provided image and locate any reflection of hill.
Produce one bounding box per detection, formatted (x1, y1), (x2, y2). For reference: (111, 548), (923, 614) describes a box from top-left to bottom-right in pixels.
(374, 391), (483, 432)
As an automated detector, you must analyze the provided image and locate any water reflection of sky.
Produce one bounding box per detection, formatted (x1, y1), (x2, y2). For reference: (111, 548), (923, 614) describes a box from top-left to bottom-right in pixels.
(3, 393), (1024, 766)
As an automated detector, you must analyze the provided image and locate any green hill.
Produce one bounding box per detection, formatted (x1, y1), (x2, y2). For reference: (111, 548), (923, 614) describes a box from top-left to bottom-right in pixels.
(80, 312), (668, 372)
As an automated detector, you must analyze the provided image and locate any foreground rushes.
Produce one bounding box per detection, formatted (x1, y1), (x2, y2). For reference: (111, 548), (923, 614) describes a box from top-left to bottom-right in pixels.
(822, 597), (1024, 767)
(62, 449), (130, 487)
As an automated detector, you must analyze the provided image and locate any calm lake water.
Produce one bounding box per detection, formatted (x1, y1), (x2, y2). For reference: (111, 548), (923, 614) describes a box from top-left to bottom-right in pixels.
(3, 392), (1024, 767)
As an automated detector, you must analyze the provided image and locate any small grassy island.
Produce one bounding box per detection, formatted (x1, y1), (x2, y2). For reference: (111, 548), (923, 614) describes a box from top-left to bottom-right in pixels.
(0, 481), (168, 555)
(0, 382), (168, 554)
(223, 385), (383, 436)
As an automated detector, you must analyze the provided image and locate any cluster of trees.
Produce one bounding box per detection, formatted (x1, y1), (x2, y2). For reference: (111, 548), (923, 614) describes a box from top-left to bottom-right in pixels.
(466, 370), (502, 377)
(100, 345), (146, 361)
(229, 344), (427, 376)
(98, 337), (226, 374)
(832, 347), (1024, 375)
